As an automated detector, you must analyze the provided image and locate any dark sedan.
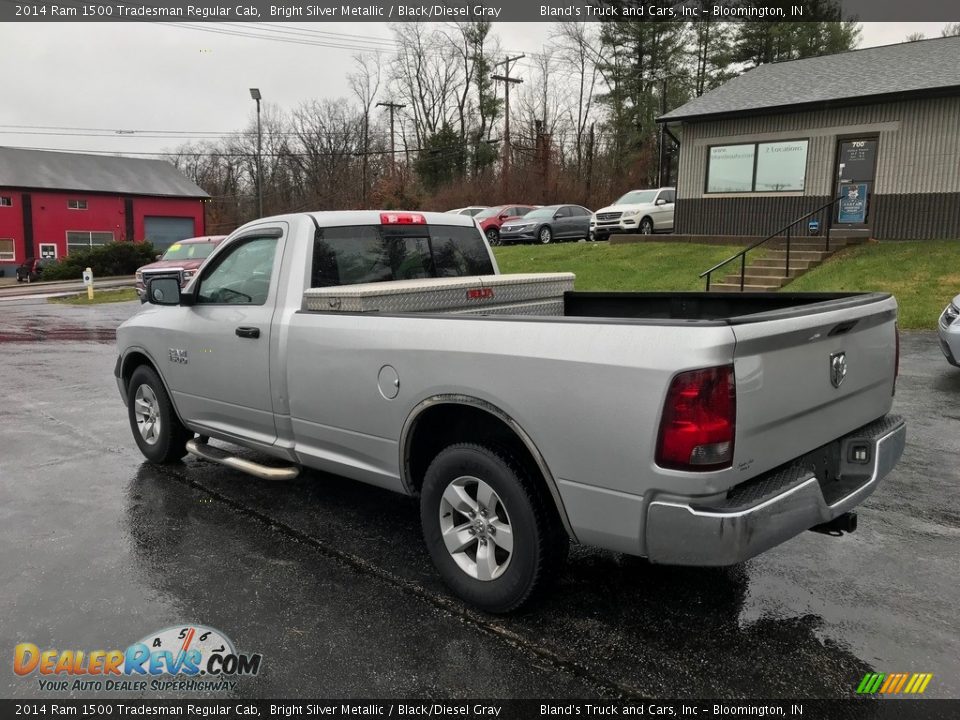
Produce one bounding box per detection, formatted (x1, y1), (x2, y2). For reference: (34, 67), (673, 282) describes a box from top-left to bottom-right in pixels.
(498, 204), (592, 245)
(15, 258), (47, 283)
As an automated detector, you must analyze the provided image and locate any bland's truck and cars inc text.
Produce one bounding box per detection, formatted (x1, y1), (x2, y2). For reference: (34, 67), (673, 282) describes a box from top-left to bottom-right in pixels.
(117, 211), (905, 613)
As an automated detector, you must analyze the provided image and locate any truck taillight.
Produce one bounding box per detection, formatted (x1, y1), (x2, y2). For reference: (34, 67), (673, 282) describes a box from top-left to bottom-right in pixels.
(656, 365), (736, 471)
(893, 323), (899, 395)
(380, 212), (426, 225)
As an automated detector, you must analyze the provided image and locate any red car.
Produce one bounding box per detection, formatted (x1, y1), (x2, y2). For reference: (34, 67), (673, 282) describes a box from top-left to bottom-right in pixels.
(474, 205), (539, 246)
(135, 235), (226, 301)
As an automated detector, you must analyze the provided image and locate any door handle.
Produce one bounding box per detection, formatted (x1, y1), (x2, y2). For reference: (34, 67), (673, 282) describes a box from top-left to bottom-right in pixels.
(235, 326), (260, 339)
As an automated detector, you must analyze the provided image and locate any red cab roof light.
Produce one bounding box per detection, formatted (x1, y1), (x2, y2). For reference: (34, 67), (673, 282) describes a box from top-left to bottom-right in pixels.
(380, 212), (426, 225)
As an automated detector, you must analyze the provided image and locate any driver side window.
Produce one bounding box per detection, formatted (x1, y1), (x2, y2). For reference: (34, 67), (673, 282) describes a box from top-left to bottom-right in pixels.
(197, 237), (278, 305)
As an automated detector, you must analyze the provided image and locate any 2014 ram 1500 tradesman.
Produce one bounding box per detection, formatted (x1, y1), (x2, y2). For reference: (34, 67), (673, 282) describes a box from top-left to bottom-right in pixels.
(116, 210), (906, 612)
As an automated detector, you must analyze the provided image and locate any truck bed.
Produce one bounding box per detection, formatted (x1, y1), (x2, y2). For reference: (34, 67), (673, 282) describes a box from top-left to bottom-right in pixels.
(302, 274), (890, 324)
(562, 291), (892, 323)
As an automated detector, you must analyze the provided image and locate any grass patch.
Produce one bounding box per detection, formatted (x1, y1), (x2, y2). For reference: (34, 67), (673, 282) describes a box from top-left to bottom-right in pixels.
(50, 288), (139, 305)
(494, 242), (735, 292)
(785, 240), (957, 329)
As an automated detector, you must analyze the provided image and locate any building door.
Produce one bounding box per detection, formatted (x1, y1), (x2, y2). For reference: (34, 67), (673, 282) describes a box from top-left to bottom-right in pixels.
(834, 138), (878, 227)
(144, 216), (196, 252)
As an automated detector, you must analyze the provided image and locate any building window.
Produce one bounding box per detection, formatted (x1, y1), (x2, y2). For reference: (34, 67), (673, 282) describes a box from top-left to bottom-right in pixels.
(67, 231), (113, 253)
(706, 139), (808, 193)
(755, 141), (808, 191)
(68, 199), (88, 210)
(0, 196), (12, 207)
(0, 238), (15, 261)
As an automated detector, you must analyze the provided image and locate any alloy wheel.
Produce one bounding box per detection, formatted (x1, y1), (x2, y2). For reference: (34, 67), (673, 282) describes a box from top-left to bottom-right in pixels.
(438, 475), (514, 581)
(133, 384), (162, 445)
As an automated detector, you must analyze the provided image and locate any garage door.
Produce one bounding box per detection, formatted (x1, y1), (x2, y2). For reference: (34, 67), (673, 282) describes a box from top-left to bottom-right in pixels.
(144, 217), (196, 252)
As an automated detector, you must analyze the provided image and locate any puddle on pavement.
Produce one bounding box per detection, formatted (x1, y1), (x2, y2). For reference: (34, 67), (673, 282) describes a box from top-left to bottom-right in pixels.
(0, 326), (117, 343)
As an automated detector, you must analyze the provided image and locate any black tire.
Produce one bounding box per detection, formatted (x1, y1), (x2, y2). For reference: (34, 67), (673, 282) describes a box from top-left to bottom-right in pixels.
(639, 217), (654, 235)
(486, 228), (501, 246)
(421, 443), (568, 613)
(127, 365), (192, 464)
(538, 226), (552, 245)
(25, 274), (33, 283)
(16, 274), (23, 283)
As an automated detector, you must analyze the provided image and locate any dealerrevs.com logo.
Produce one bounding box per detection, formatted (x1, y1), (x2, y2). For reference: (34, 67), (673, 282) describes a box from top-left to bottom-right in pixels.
(14, 625), (262, 692)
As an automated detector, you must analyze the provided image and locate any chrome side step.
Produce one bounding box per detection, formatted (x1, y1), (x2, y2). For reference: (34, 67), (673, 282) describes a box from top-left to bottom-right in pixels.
(186, 439), (300, 481)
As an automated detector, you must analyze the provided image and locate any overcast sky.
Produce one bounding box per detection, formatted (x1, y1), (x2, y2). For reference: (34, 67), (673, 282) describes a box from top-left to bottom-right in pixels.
(0, 21), (953, 156)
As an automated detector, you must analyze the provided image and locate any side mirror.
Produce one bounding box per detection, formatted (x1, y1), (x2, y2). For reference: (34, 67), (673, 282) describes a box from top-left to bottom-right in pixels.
(655, 198), (667, 206)
(155, 254), (163, 261)
(553, 213), (562, 220)
(146, 276), (181, 306)
(499, 213), (508, 220)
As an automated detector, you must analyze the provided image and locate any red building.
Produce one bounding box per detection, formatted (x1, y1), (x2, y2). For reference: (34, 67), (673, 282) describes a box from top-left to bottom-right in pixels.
(0, 147), (209, 276)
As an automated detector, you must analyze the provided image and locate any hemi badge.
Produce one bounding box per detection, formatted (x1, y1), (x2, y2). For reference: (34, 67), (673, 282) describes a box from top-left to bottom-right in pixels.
(467, 288), (494, 300)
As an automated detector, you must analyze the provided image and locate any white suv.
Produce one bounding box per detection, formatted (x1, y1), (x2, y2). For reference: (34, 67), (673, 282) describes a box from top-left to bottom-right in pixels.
(590, 188), (675, 240)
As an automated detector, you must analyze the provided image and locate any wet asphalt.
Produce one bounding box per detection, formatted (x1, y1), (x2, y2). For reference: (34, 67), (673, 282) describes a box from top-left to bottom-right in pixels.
(1, 301), (958, 700)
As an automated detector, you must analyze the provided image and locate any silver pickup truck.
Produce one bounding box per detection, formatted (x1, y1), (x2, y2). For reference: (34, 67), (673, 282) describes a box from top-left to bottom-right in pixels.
(116, 210), (905, 612)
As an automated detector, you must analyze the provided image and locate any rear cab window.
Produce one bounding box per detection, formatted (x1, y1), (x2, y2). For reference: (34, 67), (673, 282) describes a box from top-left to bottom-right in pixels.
(311, 222), (494, 288)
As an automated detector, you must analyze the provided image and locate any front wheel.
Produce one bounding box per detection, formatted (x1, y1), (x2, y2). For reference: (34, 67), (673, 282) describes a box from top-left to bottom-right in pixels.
(639, 217), (654, 235)
(486, 228), (501, 246)
(421, 443), (568, 613)
(127, 365), (192, 463)
(538, 226), (552, 245)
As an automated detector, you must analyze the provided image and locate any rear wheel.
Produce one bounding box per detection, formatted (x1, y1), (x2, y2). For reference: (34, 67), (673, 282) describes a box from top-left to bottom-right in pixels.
(538, 226), (552, 245)
(127, 365), (192, 464)
(486, 228), (501, 246)
(421, 443), (568, 613)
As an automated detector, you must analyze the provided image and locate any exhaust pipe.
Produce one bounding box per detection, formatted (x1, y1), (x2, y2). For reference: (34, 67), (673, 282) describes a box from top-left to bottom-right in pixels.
(810, 511), (858, 537)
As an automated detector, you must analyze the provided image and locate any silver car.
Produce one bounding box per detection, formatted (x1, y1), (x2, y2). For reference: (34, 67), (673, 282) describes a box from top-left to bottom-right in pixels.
(938, 295), (960, 366)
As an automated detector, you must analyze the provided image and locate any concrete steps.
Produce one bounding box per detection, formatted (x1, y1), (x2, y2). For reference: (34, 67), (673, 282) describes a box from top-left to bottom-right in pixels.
(707, 233), (870, 292)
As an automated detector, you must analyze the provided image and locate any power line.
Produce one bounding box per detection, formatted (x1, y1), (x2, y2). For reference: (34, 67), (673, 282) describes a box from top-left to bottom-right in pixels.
(1, 143), (467, 159)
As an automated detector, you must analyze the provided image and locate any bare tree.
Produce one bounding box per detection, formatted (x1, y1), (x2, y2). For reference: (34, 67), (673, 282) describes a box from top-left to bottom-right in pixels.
(390, 23), (462, 146)
(349, 53), (383, 207)
(555, 22), (603, 176)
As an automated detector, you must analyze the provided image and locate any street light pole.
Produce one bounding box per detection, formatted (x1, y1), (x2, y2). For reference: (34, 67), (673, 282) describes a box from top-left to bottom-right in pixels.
(249, 88), (263, 218)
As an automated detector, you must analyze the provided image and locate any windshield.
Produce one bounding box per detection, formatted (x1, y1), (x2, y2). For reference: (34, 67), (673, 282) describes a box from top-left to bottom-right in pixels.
(473, 206), (506, 220)
(615, 190), (657, 205)
(162, 242), (218, 261)
(522, 207), (558, 220)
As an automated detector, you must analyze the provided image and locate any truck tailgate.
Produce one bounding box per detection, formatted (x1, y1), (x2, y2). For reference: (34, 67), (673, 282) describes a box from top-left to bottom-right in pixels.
(730, 294), (897, 479)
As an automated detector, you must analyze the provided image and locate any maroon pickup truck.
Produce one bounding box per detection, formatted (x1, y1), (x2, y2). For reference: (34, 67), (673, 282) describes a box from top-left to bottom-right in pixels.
(135, 235), (226, 301)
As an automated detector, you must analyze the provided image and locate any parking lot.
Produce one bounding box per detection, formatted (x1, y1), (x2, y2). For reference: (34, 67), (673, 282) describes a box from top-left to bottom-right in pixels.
(2, 300), (958, 699)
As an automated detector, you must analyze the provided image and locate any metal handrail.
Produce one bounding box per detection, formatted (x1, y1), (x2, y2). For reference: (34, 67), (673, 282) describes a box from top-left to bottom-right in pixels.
(700, 195), (844, 291)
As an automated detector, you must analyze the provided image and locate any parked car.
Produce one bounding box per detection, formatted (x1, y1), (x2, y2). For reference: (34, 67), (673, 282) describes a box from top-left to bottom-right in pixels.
(473, 204), (539, 245)
(15, 258), (46, 283)
(118, 209), (905, 612)
(590, 187), (675, 240)
(445, 206), (488, 217)
(499, 204), (592, 245)
(135, 235), (227, 301)
(937, 295), (960, 366)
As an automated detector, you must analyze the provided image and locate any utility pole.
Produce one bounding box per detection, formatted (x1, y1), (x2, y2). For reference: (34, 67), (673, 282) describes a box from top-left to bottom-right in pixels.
(377, 101), (406, 179)
(658, 77), (668, 187)
(249, 88), (263, 218)
(492, 54), (524, 197)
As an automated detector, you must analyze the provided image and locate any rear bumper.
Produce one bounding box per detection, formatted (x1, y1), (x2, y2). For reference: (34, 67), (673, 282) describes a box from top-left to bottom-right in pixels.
(645, 414), (906, 566)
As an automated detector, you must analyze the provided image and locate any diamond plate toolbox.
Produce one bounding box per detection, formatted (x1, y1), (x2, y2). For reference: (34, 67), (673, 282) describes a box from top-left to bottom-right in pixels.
(302, 273), (575, 314)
